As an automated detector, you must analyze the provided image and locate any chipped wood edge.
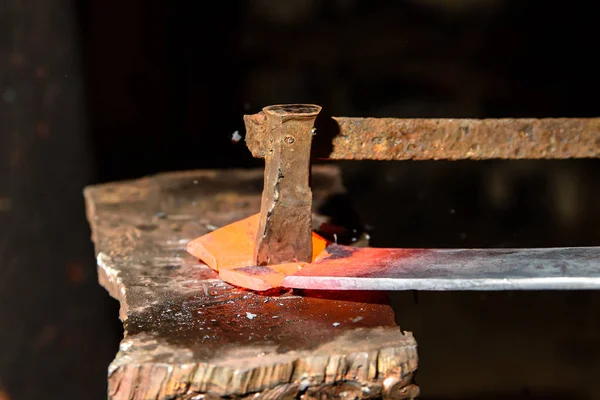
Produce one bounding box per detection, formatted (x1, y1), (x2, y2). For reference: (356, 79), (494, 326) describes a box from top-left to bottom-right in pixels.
(107, 329), (418, 400)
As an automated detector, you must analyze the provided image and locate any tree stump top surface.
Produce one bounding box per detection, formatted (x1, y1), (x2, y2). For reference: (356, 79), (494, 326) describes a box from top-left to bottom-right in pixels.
(84, 166), (418, 400)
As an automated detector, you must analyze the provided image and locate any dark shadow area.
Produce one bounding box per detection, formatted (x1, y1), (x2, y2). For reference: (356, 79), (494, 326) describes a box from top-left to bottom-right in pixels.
(315, 193), (364, 244)
(391, 290), (600, 399)
(291, 289), (390, 305)
(423, 394), (584, 400)
(312, 111), (341, 160)
(340, 159), (600, 249)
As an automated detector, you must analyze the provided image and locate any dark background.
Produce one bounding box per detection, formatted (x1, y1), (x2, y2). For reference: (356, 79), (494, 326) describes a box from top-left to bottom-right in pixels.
(1, 0), (599, 399)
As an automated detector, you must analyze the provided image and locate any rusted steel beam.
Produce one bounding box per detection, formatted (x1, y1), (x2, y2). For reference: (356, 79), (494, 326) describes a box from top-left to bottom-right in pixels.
(247, 115), (600, 161)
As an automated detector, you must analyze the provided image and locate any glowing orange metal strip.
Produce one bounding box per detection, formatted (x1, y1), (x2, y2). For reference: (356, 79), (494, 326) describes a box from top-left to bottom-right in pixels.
(187, 214), (328, 290)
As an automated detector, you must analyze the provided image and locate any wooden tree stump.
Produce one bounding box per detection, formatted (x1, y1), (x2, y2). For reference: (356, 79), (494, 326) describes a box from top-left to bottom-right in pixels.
(84, 166), (419, 400)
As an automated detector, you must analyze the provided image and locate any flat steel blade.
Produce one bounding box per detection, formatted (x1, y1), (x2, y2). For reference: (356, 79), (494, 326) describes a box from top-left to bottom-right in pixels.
(281, 245), (600, 291)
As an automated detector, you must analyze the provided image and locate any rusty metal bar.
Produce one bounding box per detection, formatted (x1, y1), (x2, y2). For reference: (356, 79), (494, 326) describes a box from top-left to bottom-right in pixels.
(330, 117), (600, 160)
(247, 115), (600, 161)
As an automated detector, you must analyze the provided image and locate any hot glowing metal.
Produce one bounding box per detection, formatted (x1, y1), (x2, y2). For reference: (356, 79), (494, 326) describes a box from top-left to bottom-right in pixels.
(187, 215), (600, 291)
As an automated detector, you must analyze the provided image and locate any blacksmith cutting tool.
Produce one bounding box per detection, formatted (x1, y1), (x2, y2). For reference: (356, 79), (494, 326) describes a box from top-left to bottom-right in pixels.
(188, 104), (600, 291)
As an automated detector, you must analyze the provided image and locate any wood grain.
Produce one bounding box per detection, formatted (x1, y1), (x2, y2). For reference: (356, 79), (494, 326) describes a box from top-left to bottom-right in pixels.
(84, 166), (418, 400)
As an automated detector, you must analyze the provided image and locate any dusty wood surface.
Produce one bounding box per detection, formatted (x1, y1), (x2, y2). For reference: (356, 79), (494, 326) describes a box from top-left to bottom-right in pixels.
(84, 166), (418, 400)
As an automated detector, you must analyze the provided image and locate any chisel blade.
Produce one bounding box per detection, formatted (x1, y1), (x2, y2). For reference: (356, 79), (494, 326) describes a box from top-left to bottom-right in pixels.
(281, 245), (600, 291)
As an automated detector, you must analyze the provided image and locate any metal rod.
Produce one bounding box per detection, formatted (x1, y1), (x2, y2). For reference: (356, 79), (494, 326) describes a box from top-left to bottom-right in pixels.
(247, 114), (600, 161)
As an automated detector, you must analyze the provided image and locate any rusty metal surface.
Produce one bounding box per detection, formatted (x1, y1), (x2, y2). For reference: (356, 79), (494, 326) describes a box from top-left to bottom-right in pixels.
(248, 105), (322, 265)
(84, 167), (418, 400)
(330, 117), (600, 160)
(246, 112), (600, 161)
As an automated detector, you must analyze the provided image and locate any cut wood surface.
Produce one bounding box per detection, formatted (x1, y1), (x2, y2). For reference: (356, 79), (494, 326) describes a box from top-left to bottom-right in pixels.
(84, 166), (418, 400)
